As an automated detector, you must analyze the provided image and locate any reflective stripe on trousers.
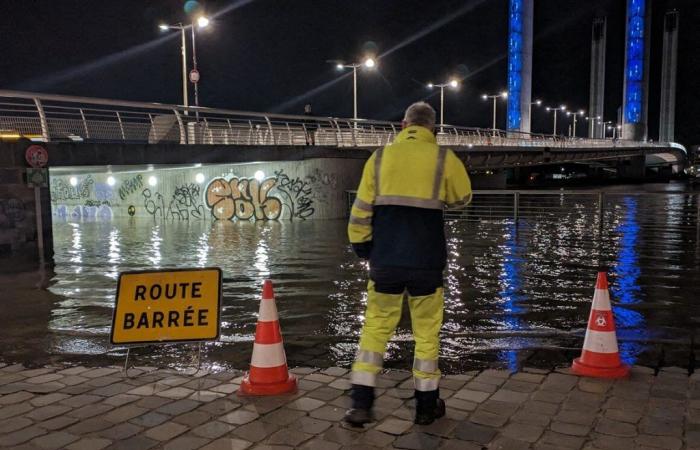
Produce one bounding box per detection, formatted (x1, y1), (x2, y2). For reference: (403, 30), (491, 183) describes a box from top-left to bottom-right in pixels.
(351, 280), (443, 391)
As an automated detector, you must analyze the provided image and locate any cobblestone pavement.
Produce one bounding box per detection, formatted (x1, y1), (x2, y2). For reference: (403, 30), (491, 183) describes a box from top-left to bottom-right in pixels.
(0, 362), (699, 449)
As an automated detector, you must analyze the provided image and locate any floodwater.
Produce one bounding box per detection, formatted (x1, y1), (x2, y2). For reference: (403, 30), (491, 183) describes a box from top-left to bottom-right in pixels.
(36, 183), (700, 372)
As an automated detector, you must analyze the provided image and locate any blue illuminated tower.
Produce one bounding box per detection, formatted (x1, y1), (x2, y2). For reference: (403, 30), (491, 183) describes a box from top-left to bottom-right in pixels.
(621, 0), (651, 141)
(506, 0), (533, 134)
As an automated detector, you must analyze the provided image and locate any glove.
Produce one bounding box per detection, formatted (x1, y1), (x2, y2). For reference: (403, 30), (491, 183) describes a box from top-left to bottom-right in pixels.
(352, 242), (373, 260)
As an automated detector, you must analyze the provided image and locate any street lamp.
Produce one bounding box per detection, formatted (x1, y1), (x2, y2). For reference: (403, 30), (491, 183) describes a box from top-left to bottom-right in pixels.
(159, 15), (210, 109)
(600, 120), (613, 138)
(427, 79), (459, 129)
(585, 115), (602, 139)
(335, 57), (377, 120)
(545, 105), (566, 136)
(482, 91), (508, 134)
(566, 109), (585, 137)
(528, 99), (542, 131)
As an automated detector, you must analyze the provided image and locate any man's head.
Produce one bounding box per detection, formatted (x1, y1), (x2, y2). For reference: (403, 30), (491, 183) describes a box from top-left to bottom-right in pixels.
(402, 101), (436, 132)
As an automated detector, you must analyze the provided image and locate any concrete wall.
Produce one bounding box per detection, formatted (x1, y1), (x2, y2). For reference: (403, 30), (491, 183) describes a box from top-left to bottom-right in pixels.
(49, 159), (364, 222)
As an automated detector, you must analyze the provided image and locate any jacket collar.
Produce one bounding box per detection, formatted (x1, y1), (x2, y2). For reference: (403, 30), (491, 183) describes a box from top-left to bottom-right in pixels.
(394, 125), (437, 144)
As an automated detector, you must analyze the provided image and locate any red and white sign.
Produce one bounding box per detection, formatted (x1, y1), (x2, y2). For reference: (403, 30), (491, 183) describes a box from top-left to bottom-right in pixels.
(25, 145), (49, 168)
(189, 69), (200, 83)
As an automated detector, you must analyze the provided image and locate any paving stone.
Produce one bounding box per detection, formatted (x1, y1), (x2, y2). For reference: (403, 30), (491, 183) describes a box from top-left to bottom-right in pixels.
(298, 379), (323, 391)
(298, 438), (341, 450)
(60, 394), (102, 408)
(0, 390), (34, 404)
(512, 372), (546, 384)
(144, 421), (189, 441)
(308, 404), (348, 422)
(322, 426), (363, 445)
(127, 383), (169, 396)
(0, 425), (47, 446)
(157, 386), (196, 399)
(329, 395), (353, 409)
(639, 417), (683, 436)
(233, 421), (280, 442)
(603, 396), (646, 412)
(30, 393), (71, 407)
(0, 415), (33, 433)
(445, 397), (478, 412)
(211, 383), (238, 394)
(105, 435), (158, 450)
(634, 434), (683, 449)
(60, 385), (94, 395)
(551, 421), (591, 437)
(537, 430), (585, 449)
(532, 390), (566, 404)
(469, 410), (509, 428)
(590, 435), (636, 450)
(220, 409), (260, 425)
(490, 389), (530, 404)
(322, 367), (348, 377)
(373, 417), (413, 435)
(502, 379), (539, 393)
(453, 389), (490, 403)
(521, 400), (559, 416)
(489, 436), (532, 450)
(293, 416), (334, 435)
(328, 378), (352, 391)
(307, 386), (344, 401)
(102, 404), (149, 423)
(304, 373), (336, 384)
(439, 440), (483, 450)
(557, 409), (598, 426)
(65, 438), (112, 450)
(66, 418), (114, 434)
(26, 404), (73, 421)
(541, 374), (578, 393)
(156, 399), (201, 416)
(464, 381), (499, 393)
(261, 407), (307, 426)
(511, 410), (551, 427)
(267, 428), (313, 446)
(595, 418), (638, 438)
(162, 436), (210, 450)
(61, 376), (89, 386)
(0, 401), (33, 418)
(287, 396), (325, 412)
(172, 410), (212, 427)
(604, 408), (641, 424)
(502, 422), (545, 442)
(85, 376), (121, 388)
(68, 403), (114, 419)
(197, 398), (241, 415)
(129, 411), (171, 427)
(414, 418), (456, 438)
(479, 400), (519, 417)
(578, 378), (613, 394)
(81, 368), (120, 378)
(36, 415), (80, 431)
(191, 421), (236, 439)
(99, 423), (143, 440)
(56, 367), (89, 376)
(454, 421), (498, 444)
(393, 432), (441, 449)
(188, 390), (226, 402)
(241, 396), (289, 415)
(200, 438), (253, 450)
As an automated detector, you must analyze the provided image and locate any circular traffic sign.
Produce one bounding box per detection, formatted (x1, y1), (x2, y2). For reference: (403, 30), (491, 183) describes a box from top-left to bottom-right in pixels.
(25, 145), (49, 168)
(189, 69), (200, 83)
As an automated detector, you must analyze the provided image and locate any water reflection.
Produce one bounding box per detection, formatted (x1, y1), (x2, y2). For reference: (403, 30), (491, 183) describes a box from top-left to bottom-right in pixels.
(497, 222), (525, 372)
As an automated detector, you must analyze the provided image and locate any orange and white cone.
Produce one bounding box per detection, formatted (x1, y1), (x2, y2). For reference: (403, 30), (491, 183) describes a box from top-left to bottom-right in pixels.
(571, 270), (630, 379)
(238, 280), (297, 396)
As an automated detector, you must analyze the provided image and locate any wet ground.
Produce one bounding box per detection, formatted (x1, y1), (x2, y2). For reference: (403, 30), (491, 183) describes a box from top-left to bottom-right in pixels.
(2, 183), (700, 373)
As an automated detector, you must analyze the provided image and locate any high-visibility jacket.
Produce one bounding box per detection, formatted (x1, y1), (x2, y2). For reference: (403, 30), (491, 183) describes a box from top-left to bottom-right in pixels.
(348, 125), (472, 270)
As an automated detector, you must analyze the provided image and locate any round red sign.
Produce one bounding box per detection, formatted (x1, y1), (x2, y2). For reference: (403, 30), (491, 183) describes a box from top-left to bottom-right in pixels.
(189, 69), (200, 83)
(25, 145), (49, 168)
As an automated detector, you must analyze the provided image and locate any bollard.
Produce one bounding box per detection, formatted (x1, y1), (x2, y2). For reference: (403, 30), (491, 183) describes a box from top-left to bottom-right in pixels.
(513, 191), (520, 225)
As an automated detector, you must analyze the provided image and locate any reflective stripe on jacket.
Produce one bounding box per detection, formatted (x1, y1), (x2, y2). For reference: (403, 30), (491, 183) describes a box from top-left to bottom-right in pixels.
(347, 125), (472, 269)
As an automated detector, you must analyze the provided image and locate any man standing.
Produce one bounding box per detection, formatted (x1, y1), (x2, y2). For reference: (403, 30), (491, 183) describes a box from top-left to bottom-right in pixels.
(346, 102), (472, 426)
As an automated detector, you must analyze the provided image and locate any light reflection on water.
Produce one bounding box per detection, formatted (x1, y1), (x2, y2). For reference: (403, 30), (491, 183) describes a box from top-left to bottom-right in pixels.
(48, 192), (700, 372)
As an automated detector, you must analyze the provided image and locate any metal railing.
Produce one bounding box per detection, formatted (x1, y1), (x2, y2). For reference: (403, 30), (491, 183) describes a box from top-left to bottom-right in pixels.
(0, 90), (677, 150)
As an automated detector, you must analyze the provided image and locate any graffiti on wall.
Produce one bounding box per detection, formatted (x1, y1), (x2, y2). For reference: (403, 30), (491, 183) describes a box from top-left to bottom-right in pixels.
(51, 175), (94, 201)
(142, 184), (205, 221)
(119, 175), (143, 200)
(54, 204), (113, 220)
(205, 177), (282, 221)
(273, 170), (315, 220)
(0, 198), (26, 229)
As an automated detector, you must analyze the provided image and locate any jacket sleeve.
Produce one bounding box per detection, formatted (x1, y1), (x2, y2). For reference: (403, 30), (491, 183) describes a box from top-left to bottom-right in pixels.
(444, 150), (472, 209)
(348, 152), (376, 258)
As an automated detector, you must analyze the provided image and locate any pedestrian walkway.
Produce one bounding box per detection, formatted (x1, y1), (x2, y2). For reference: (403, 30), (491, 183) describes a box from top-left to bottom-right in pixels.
(0, 362), (697, 449)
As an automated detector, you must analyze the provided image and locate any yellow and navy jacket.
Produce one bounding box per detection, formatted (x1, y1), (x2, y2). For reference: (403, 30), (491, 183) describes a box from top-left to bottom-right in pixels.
(348, 125), (472, 270)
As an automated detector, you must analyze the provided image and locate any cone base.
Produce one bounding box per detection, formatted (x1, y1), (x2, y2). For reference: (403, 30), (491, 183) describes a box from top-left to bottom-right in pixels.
(572, 357), (630, 379)
(237, 373), (297, 396)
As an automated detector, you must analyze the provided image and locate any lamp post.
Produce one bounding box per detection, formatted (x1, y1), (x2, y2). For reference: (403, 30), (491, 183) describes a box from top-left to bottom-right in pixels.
(482, 91), (508, 134)
(600, 120), (613, 139)
(585, 115), (602, 139)
(529, 99), (542, 131)
(159, 15), (210, 109)
(335, 57), (377, 120)
(566, 109), (585, 137)
(545, 105), (566, 136)
(427, 79), (459, 130)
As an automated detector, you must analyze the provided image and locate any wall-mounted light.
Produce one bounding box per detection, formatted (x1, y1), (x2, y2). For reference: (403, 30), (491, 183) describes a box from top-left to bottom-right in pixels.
(148, 176), (157, 187)
(254, 170), (265, 181)
(69, 177), (78, 186)
(107, 176), (116, 186)
(195, 173), (205, 184)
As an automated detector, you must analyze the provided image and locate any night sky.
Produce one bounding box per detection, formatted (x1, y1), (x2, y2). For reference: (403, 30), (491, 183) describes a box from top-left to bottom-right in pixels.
(1, 0), (698, 145)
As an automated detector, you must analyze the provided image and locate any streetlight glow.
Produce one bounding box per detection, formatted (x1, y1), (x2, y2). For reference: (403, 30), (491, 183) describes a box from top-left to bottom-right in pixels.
(535, 99), (542, 105)
(449, 79), (459, 89)
(363, 58), (376, 69)
(336, 63), (343, 70)
(158, 24), (169, 31)
(427, 83), (434, 89)
(197, 16), (210, 28)
(501, 91), (508, 98)
(482, 94), (488, 100)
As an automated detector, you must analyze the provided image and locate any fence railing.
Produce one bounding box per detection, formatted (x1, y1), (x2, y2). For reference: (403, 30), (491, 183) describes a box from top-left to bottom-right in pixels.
(0, 90), (674, 150)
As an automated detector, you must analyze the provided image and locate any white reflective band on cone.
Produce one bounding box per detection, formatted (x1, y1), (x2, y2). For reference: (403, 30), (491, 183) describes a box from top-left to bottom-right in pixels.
(414, 377), (439, 391)
(351, 371), (377, 387)
(356, 350), (384, 367)
(258, 299), (279, 322)
(582, 330), (620, 353)
(413, 358), (438, 373)
(250, 342), (287, 368)
(592, 289), (612, 311)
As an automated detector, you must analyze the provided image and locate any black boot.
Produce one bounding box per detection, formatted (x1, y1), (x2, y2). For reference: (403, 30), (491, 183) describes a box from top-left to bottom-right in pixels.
(344, 384), (375, 427)
(414, 389), (446, 425)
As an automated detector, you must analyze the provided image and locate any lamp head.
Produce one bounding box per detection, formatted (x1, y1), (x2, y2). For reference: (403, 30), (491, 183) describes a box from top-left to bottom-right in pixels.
(481, 94), (488, 100)
(427, 83), (434, 89)
(449, 79), (459, 89)
(363, 57), (376, 69)
(501, 91), (508, 98)
(159, 24), (169, 31)
(197, 16), (210, 28)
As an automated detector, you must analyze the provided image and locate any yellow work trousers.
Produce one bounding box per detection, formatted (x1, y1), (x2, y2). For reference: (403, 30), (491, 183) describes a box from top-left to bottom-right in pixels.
(351, 280), (443, 391)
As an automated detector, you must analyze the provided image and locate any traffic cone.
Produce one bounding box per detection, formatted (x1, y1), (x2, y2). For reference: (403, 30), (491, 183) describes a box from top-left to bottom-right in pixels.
(571, 270), (630, 379)
(238, 280), (297, 395)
